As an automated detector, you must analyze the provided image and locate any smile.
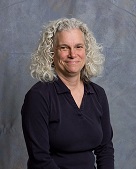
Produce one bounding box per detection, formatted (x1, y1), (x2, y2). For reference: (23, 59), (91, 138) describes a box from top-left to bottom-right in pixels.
(66, 61), (79, 64)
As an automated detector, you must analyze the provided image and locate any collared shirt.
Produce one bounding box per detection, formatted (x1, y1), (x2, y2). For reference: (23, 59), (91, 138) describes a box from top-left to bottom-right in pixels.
(21, 77), (114, 169)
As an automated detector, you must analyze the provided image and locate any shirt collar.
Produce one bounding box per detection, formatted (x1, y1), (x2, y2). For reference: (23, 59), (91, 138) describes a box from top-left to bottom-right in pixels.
(54, 77), (94, 94)
(54, 77), (70, 94)
(84, 82), (95, 94)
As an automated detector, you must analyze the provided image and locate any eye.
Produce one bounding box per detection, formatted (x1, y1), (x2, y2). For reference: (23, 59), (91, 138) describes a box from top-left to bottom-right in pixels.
(59, 46), (69, 51)
(76, 45), (84, 49)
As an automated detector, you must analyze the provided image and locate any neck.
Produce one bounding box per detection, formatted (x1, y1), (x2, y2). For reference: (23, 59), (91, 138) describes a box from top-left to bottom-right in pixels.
(58, 74), (83, 91)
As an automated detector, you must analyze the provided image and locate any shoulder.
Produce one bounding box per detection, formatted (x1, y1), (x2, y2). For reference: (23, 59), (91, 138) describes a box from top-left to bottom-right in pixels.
(28, 81), (54, 93)
(90, 82), (105, 94)
(89, 82), (108, 103)
(31, 81), (52, 91)
(25, 81), (54, 100)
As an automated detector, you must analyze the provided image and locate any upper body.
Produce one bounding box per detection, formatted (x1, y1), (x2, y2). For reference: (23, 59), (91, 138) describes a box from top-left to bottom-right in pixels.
(21, 18), (114, 169)
(22, 78), (114, 169)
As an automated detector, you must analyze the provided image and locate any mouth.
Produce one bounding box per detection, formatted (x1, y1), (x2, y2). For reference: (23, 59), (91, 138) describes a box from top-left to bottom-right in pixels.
(65, 61), (79, 65)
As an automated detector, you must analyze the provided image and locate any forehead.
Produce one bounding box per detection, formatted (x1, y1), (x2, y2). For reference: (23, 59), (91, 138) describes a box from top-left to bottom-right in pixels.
(54, 29), (85, 45)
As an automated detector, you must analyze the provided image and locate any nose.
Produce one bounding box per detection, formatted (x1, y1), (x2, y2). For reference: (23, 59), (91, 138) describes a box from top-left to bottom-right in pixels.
(69, 48), (76, 58)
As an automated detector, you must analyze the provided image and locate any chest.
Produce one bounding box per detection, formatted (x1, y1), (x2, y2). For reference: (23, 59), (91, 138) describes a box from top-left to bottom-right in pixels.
(48, 91), (103, 152)
(70, 85), (84, 108)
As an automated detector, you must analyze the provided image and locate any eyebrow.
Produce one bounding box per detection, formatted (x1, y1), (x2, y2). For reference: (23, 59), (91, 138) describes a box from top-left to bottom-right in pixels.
(57, 43), (85, 47)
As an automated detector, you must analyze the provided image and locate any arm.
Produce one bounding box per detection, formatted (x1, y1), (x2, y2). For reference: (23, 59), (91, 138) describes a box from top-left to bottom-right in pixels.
(94, 88), (114, 169)
(21, 89), (59, 169)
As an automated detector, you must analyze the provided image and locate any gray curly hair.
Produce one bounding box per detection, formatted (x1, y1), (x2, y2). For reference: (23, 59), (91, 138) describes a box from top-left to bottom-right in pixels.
(30, 18), (105, 82)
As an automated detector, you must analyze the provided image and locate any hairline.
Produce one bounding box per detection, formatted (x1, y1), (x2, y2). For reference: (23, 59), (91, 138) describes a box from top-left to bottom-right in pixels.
(53, 28), (86, 50)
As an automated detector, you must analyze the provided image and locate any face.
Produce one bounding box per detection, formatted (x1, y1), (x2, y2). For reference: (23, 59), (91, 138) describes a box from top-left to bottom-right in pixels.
(53, 29), (86, 78)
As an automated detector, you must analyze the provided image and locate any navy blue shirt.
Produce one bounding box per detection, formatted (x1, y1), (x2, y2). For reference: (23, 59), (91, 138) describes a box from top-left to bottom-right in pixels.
(21, 77), (114, 169)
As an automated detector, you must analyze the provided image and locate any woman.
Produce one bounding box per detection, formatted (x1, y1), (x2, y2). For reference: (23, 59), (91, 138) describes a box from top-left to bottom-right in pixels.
(21, 18), (114, 169)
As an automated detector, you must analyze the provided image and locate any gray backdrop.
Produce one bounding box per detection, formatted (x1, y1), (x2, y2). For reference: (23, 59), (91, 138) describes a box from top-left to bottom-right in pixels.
(0, 0), (136, 169)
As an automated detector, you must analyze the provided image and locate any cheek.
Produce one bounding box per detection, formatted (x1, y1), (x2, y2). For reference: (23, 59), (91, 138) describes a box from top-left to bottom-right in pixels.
(82, 53), (86, 65)
(58, 53), (67, 61)
(56, 51), (66, 59)
(53, 54), (66, 65)
(81, 51), (86, 60)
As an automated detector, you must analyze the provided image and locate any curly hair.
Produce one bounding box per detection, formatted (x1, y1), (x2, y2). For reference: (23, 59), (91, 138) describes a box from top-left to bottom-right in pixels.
(30, 18), (105, 82)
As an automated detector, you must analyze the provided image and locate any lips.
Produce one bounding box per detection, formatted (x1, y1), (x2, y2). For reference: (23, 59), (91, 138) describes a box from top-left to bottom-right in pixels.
(65, 61), (80, 64)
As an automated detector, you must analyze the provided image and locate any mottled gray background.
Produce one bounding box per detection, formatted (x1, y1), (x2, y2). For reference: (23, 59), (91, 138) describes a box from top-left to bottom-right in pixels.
(0, 0), (136, 169)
